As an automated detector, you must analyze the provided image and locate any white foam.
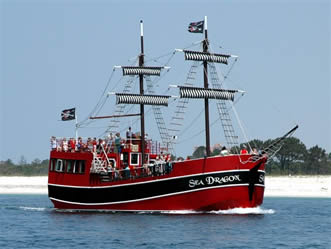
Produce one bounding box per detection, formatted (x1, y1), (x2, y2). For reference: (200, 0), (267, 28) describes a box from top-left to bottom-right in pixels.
(19, 206), (46, 211)
(159, 207), (275, 215)
(210, 207), (275, 215)
(160, 210), (203, 215)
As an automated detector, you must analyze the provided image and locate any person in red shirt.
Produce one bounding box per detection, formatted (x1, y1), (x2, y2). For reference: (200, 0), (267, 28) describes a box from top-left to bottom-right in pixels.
(240, 145), (248, 154)
(69, 138), (76, 152)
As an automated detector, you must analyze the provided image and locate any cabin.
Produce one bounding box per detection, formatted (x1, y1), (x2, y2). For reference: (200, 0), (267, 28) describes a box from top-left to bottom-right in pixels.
(49, 135), (173, 185)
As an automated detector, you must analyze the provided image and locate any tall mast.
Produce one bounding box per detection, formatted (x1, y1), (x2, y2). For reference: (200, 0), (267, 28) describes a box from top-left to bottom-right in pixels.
(203, 16), (211, 157)
(139, 20), (146, 165)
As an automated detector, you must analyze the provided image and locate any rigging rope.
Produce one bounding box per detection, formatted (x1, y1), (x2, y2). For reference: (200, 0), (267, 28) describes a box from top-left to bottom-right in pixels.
(78, 68), (116, 127)
(208, 43), (251, 150)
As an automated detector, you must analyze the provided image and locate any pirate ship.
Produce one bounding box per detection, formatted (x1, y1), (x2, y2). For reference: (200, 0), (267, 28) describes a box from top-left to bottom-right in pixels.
(48, 18), (298, 211)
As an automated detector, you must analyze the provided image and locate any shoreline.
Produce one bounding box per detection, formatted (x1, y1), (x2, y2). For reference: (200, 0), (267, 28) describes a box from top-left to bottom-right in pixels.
(0, 176), (330, 197)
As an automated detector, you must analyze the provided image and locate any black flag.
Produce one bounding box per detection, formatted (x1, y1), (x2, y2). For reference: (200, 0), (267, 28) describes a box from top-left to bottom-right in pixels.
(61, 108), (76, 121)
(188, 21), (204, 33)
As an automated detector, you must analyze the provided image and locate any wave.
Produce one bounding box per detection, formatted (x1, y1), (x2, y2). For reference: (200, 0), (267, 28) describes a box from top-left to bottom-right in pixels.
(159, 207), (275, 215)
(19, 206), (47, 212)
(51, 206), (275, 215)
(210, 207), (275, 215)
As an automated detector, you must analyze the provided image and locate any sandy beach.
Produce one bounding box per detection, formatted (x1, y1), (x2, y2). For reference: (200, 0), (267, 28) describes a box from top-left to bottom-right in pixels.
(0, 176), (330, 197)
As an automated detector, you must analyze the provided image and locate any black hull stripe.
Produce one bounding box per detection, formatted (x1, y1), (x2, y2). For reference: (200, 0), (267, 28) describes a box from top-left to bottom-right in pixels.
(50, 183), (265, 206)
(48, 169), (265, 189)
(48, 170), (265, 205)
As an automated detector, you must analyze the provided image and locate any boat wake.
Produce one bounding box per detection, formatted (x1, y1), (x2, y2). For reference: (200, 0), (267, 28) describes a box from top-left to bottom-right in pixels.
(51, 206), (275, 215)
(158, 207), (275, 215)
(210, 207), (275, 215)
(19, 206), (48, 212)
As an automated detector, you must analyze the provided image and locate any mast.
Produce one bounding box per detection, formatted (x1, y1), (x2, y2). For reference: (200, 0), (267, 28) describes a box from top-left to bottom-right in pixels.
(139, 20), (146, 165)
(203, 16), (211, 157)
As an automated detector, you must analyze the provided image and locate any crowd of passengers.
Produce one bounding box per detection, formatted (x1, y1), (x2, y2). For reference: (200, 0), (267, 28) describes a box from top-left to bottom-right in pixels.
(50, 128), (148, 154)
(101, 151), (172, 181)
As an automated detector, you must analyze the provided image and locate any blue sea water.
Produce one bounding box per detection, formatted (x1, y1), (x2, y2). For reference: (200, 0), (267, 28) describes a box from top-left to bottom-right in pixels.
(0, 195), (330, 249)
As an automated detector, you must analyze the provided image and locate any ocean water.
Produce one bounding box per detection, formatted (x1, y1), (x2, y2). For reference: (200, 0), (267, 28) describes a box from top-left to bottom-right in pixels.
(0, 195), (330, 249)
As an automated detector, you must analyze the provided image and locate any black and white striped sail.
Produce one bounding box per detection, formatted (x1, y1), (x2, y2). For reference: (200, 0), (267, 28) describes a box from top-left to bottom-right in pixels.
(121, 66), (163, 76)
(116, 93), (170, 106)
(179, 86), (237, 101)
(183, 50), (230, 64)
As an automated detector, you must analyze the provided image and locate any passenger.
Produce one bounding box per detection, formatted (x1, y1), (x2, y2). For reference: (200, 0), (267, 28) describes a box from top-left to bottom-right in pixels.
(154, 156), (163, 176)
(220, 146), (229, 156)
(129, 164), (136, 178)
(114, 167), (120, 180)
(115, 133), (121, 154)
(76, 137), (82, 151)
(87, 137), (93, 152)
(92, 137), (97, 152)
(160, 151), (165, 161)
(124, 163), (130, 179)
(107, 134), (113, 153)
(251, 148), (258, 155)
(50, 136), (57, 151)
(62, 138), (68, 152)
(69, 138), (76, 152)
(107, 164), (112, 178)
(240, 145), (248, 154)
(56, 138), (62, 152)
(68, 138), (72, 152)
(165, 153), (171, 174)
(109, 161), (115, 180)
(96, 139), (103, 153)
(126, 127), (133, 139)
(144, 163), (150, 176)
(103, 137), (109, 153)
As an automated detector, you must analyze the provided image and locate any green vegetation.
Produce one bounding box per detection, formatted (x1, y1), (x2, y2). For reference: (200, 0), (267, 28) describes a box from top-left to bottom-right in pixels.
(191, 137), (331, 175)
(1, 136), (330, 176)
(0, 158), (49, 176)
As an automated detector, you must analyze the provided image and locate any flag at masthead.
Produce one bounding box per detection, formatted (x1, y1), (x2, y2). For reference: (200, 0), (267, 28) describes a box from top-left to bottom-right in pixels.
(188, 20), (204, 33)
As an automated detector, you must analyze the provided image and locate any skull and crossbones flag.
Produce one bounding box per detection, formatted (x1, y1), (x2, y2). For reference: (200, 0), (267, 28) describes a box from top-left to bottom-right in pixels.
(61, 108), (76, 121)
(188, 20), (204, 33)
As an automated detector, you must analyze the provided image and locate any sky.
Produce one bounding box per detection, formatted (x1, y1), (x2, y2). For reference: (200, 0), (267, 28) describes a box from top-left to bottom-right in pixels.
(0, 0), (330, 163)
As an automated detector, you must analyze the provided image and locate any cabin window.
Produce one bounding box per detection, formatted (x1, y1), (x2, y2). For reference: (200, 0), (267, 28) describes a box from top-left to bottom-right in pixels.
(66, 160), (74, 173)
(130, 153), (140, 165)
(50, 159), (56, 171)
(78, 160), (86, 174)
(55, 159), (64, 172)
(72, 160), (77, 173)
(123, 152), (129, 165)
(108, 158), (116, 169)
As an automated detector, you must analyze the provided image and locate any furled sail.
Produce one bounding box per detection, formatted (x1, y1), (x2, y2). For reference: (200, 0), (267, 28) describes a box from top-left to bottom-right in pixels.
(183, 50), (230, 64)
(116, 93), (170, 106)
(121, 66), (163, 76)
(179, 86), (237, 101)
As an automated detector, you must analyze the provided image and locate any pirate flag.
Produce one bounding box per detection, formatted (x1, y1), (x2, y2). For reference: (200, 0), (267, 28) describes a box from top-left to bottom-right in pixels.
(188, 20), (204, 33)
(61, 108), (76, 121)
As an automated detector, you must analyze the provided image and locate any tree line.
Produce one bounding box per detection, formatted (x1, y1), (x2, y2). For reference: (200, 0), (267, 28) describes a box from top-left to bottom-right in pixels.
(191, 137), (331, 175)
(1, 136), (330, 176)
(0, 158), (49, 176)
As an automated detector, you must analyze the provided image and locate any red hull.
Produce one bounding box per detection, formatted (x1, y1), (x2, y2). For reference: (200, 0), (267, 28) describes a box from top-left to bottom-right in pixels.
(50, 185), (264, 211)
(48, 151), (266, 211)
